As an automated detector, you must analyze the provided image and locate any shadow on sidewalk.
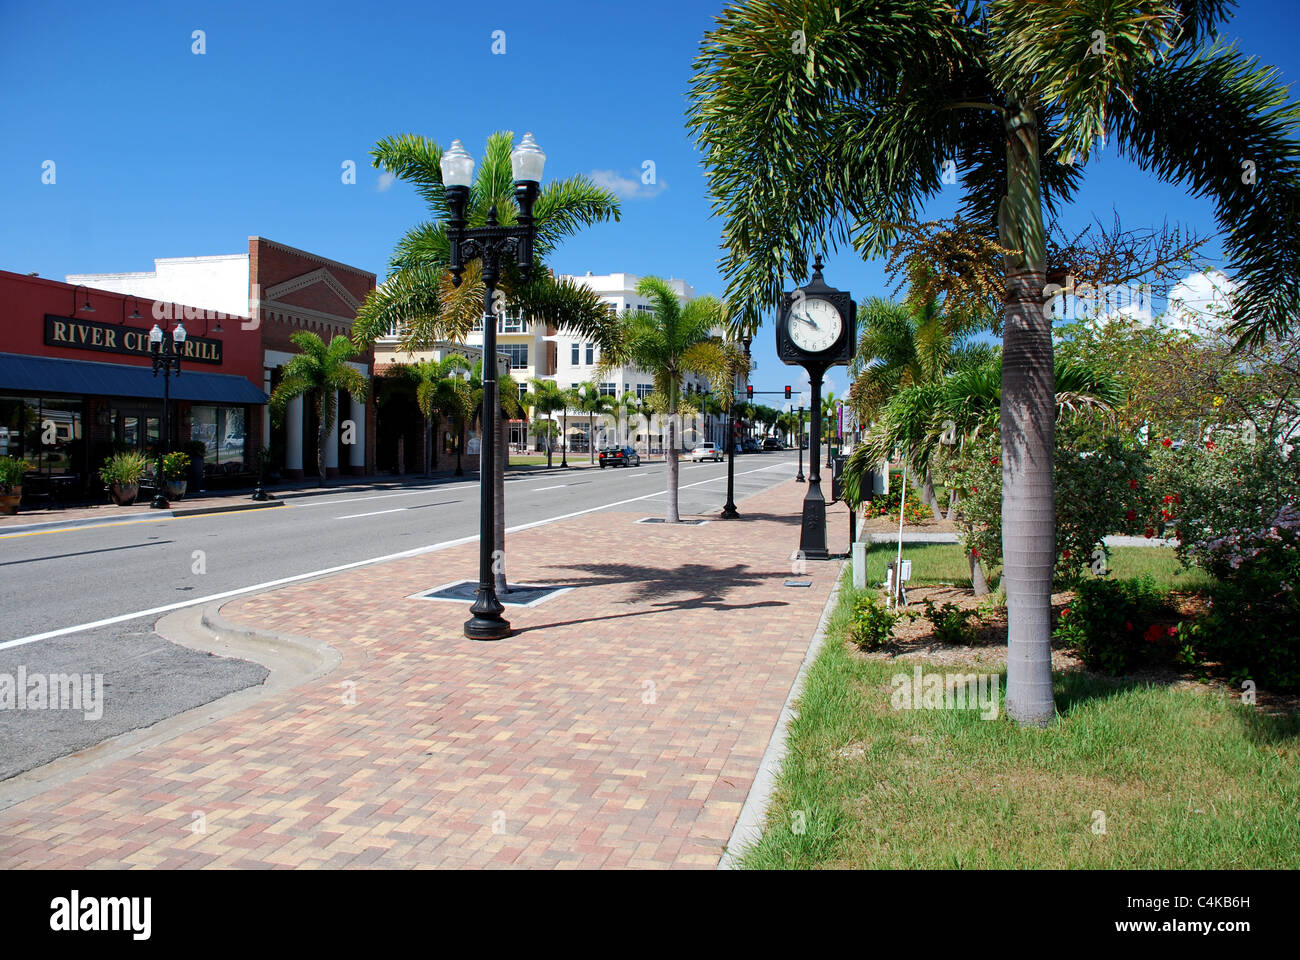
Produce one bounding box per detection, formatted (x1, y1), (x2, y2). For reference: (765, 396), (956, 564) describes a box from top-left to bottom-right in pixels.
(511, 560), (790, 635)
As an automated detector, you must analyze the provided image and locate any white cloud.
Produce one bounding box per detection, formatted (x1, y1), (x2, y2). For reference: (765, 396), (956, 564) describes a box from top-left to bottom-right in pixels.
(1166, 269), (1235, 332)
(377, 171), (397, 192)
(588, 168), (668, 200)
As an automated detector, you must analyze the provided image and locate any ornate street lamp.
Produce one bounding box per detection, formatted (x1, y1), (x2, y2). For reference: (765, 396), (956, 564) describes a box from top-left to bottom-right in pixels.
(441, 133), (545, 641)
(148, 321), (187, 509)
(720, 335), (751, 520)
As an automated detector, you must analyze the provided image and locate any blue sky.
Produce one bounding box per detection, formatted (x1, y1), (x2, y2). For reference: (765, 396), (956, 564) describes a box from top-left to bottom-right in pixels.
(2, 0), (1297, 404)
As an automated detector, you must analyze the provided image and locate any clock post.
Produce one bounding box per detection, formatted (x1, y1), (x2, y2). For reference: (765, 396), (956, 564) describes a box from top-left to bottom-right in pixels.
(775, 255), (855, 563)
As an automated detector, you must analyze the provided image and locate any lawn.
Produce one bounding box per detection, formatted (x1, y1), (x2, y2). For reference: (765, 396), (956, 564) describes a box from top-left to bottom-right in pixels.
(865, 541), (1217, 593)
(738, 570), (1300, 869)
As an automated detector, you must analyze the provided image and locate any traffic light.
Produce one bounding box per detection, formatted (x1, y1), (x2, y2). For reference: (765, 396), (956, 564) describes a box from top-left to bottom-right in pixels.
(784, 385), (791, 399)
(746, 385), (753, 400)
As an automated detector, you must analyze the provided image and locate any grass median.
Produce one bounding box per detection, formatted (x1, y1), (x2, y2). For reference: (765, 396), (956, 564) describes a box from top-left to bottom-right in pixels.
(738, 567), (1299, 869)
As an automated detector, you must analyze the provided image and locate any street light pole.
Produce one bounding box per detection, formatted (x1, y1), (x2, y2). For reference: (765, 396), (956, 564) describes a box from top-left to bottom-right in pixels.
(148, 322), (186, 509)
(720, 336), (750, 520)
(795, 404), (805, 482)
(441, 134), (545, 641)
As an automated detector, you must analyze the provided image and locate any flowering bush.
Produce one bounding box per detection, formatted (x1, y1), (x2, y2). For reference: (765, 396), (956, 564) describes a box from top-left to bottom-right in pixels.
(1053, 576), (1184, 675)
(945, 423), (1146, 582)
(1145, 434), (1300, 568)
(1185, 504), (1300, 691)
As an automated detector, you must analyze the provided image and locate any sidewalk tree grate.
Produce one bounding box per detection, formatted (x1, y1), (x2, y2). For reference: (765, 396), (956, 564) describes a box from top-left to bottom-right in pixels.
(636, 518), (709, 525)
(410, 579), (573, 607)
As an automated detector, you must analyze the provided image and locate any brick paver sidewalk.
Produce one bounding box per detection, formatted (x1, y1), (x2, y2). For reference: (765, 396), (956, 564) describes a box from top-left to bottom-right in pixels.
(0, 480), (847, 869)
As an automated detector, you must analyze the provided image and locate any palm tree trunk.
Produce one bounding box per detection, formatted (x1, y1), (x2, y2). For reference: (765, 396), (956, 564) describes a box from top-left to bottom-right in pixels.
(431, 415), (439, 472)
(666, 402), (680, 522)
(969, 550), (990, 596)
(546, 419), (554, 468)
(1000, 100), (1055, 728)
(425, 416), (433, 477)
(923, 469), (942, 521)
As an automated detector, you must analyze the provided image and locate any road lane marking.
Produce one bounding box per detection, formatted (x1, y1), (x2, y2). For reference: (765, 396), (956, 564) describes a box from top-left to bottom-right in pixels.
(532, 484), (568, 491)
(335, 507), (411, 519)
(0, 463), (790, 652)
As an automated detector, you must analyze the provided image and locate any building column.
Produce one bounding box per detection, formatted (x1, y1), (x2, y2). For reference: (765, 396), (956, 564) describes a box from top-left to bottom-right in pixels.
(348, 394), (366, 476)
(325, 391), (340, 478)
(284, 393), (304, 480)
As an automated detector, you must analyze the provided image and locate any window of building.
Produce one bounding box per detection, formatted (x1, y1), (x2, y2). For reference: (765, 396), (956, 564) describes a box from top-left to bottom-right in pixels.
(599, 383), (616, 396)
(499, 304), (526, 333)
(191, 406), (247, 469)
(500, 343), (529, 369)
(0, 395), (83, 474)
(585, 343), (595, 365)
(571, 342), (580, 365)
(636, 303), (651, 313)
(636, 383), (653, 399)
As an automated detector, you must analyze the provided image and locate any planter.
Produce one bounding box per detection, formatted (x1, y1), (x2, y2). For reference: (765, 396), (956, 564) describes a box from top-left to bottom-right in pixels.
(164, 479), (187, 500)
(0, 488), (20, 515)
(110, 482), (138, 506)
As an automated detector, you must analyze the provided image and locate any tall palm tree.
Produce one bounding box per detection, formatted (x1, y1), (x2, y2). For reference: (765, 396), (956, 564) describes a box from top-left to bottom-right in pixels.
(389, 354), (475, 475)
(575, 381), (616, 462)
(598, 277), (740, 521)
(525, 378), (569, 468)
(269, 331), (369, 483)
(690, 0), (1300, 726)
(615, 390), (641, 449)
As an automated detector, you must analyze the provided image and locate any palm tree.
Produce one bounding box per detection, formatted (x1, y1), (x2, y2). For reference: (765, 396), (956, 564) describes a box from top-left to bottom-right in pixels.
(697, 390), (725, 448)
(575, 381), (616, 462)
(690, 1), (1300, 726)
(525, 378), (568, 468)
(388, 355), (475, 475)
(269, 331), (369, 483)
(598, 277), (740, 521)
(615, 390), (641, 450)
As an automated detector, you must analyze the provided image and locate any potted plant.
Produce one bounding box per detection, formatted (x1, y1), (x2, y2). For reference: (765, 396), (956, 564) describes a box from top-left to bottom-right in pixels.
(99, 451), (149, 506)
(162, 451), (190, 500)
(0, 456), (27, 515)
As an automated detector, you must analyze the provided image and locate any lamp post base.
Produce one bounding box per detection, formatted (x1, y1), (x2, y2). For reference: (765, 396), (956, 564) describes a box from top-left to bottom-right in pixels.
(150, 494), (170, 510)
(798, 482), (829, 560)
(464, 589), (511, 641)
(719, 504), (740, 520)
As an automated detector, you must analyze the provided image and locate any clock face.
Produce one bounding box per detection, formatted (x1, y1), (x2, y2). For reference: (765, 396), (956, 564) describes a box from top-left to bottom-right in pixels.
(787, 298), (842, 354)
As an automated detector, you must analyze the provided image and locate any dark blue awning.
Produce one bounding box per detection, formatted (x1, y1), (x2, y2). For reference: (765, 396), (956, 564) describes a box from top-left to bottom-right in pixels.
(0, 353), (267, 405)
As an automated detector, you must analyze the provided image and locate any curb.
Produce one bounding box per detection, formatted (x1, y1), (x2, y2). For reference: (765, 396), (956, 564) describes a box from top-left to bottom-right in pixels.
(0, 498), (283, 534)
(719, 558), (848, 870)
(172, 500), (285, 518)
(0, 600), (339, 812)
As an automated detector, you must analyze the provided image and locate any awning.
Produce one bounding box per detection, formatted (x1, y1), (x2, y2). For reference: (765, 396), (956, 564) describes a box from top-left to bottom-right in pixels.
(0, 353), (268, 405)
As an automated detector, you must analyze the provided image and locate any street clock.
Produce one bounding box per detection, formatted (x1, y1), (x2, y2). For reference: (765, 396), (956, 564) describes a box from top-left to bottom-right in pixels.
(775, 256), (856, 561)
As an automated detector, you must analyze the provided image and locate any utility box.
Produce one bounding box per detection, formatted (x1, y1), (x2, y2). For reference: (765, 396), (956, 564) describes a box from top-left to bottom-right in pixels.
(831, 454), (848, 502)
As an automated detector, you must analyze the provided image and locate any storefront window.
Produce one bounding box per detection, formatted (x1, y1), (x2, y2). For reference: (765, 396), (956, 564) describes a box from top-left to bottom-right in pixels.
(191, 405), (246, 469)
(0, 395), (82, 474)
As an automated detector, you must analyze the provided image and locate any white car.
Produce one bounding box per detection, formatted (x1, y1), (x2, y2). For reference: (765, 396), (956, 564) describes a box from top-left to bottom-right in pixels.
(690, 443), (723, 462)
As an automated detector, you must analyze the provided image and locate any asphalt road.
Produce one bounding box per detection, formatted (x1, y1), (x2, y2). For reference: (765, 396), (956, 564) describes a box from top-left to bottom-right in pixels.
(0, 452), (804, 780)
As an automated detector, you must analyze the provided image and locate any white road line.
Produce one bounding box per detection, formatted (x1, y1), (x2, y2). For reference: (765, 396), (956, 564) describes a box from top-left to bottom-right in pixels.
(335, 507), (410, 519)
(293, 485), (475, 508)
(531, 484), (568, 491)
(0, 462), (789, 652)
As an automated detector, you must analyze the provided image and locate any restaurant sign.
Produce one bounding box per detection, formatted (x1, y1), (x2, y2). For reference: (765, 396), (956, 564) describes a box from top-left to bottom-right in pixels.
(44, 315), (223, 365)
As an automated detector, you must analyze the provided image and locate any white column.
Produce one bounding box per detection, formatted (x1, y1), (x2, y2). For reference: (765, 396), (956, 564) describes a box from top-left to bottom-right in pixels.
(285, 394), (303, 473)
(349, 395), (366, 474)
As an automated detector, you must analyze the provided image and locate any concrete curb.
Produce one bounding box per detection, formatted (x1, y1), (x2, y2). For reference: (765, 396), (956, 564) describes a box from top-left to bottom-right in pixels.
(719, 558), (848, 870)
(0, 498), (284, 534)
(0, 600), (339, 812)
(171, 500), (285, 518)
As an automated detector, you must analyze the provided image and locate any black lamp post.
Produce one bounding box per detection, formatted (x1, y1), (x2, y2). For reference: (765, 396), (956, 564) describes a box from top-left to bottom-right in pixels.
(148, 321), (187, 509)
(720, 336), (750, 520)
(441, 133), (545, 641)
(795, 405), (805, 482)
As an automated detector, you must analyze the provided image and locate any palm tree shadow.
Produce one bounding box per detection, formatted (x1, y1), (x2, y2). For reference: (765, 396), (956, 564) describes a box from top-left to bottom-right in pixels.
(512, 560), (790, 635)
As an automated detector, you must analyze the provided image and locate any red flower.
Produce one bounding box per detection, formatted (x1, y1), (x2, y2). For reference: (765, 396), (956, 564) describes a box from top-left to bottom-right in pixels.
(1062, 549), (1071, 559)
(1129, 478), (1138, 489)
(1061, 608), (1070, 618)
(1145, 624), (1164, 644)
(1167, 626), (1178, 637)
(971, 486), (978, 493)
(1161, 438), (1173, 447)
(1145, 528), (1155, 538)
(1125, 510), (1137, 521)
(1125, 622), (1133, 631)
(1206, 441), (1216, 450)
(991, 457), (999, 466)
(1162, 494), (1175, 503)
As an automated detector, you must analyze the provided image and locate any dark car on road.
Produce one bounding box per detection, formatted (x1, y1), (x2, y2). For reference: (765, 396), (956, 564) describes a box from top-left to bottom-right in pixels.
(741, 438), (760, 453)
(598, 446), (642, 468)
(762, 437), (782, 451)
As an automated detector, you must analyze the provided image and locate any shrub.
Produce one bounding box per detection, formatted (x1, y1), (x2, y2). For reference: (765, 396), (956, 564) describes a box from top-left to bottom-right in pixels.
(0, 455), (27, 492)
(946, 423), (1146, 583)
(1054, 576), (1182, 675)
(847, 593), (900, 651)
(1185, 504), (1300, 692)
(98, 451), (149, 486)
(922, 599), (980, 645)
(161, 451), (190, 480)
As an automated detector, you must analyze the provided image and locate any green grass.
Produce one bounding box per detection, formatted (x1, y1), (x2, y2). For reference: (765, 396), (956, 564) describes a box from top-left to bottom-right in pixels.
(738, 570), (1299, 869)
(870, 541), (1217, 593)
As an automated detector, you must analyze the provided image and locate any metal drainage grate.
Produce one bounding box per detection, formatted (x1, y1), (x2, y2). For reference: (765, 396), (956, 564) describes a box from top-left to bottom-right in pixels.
(636, 517), (709, 525)
(784, 580), (813, 588)
(410, 580), (572, 607)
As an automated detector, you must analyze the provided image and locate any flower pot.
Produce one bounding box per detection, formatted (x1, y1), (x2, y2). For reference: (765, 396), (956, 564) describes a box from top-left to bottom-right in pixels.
(164, 479), (187, 500)
(0, 488), (20, 515)
(110, 482), (138, 506)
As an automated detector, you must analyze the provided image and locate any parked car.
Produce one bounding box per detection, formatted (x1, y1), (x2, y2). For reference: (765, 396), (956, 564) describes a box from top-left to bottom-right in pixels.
(762, 437), (782, 451)
(598, 446), (641, 468)
(741, 438), (760, 453)
(690, 442), (723, 462)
